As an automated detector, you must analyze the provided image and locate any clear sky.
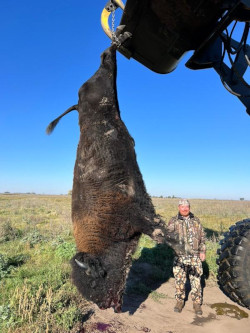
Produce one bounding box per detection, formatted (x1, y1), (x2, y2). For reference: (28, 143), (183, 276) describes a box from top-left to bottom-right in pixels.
(1, 0), (250, 200)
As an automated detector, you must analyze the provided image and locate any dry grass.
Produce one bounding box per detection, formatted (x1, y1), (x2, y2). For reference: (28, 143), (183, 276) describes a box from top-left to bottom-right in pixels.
(0, 194), (72, 240)
(0, 194), (250, 332)
(2, 194), (249, 236)
(152, 197), (250, 234)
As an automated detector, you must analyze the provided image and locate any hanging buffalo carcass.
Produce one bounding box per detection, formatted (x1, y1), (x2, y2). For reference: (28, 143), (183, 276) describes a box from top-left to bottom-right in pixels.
(46, 32), (185, 312)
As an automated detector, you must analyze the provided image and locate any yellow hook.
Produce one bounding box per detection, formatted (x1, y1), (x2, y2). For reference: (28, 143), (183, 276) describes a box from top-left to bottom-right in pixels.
(101, 0), (125, 39)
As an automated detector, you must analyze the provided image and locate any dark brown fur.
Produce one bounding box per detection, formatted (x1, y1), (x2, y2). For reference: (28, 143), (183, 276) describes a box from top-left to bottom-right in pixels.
(47, 44), (183, 311)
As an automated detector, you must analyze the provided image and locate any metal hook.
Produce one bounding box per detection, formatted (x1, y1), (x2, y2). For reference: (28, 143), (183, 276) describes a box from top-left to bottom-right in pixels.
(101, 0), (124, 40)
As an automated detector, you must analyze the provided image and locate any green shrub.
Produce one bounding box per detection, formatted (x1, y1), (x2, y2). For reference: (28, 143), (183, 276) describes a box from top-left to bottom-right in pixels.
(0, 221), (22, 243)
(21, 231), (46, 248)
(0, 305), (12, 330)
(205, 240), (220, 278)
(55, 242), (76, 260)
(132, 234), (156, 260)
(55, 305), (82, 330)
(150, 291), (167, 303)
(0, 254), (28, 280)
(0, 254), (11, 279)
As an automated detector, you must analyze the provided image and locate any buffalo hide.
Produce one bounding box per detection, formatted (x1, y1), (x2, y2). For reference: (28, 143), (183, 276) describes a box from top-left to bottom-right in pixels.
(47, 43), (183, 312)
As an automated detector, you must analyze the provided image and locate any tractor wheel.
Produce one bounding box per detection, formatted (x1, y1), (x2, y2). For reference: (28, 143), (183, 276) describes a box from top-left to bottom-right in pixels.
(217, 219), (250, 309)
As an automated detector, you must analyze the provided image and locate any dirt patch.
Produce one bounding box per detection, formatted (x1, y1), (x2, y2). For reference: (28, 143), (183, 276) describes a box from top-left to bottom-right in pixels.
(81, 277), (250, 333)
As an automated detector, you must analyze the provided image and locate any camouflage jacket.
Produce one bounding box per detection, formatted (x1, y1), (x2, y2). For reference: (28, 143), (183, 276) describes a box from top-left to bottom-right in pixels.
(167, 213), (206, 256)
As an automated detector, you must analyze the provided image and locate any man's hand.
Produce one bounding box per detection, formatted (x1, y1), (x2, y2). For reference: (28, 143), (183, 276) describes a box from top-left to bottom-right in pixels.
(200, 253), (206, 261)
(152, 228), (164, 237)
(152, 228), (165, 243)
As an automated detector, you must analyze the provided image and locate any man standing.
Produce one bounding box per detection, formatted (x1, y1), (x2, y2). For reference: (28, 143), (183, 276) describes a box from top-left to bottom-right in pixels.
(167, 199), (206, 315)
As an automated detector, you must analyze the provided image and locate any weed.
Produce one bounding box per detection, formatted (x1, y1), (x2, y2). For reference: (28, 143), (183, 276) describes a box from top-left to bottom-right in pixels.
(205, 240), (220, 279)
(0, 305), (12, 331)
(0, 254), (28, 280)
(0, 221), (22, 243)
(150, 291), (167, 303)
(55, 241), (76, 261)
(0, 194), (249, 332)
(54, 305), (82, 330)
(0, 254), (12, 279)
(21, 231), (46, 248)
(132, 235), (156, 260)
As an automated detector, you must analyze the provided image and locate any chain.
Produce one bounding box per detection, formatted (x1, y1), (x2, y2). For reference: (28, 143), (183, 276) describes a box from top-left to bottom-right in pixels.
(111, 9), (121, 47)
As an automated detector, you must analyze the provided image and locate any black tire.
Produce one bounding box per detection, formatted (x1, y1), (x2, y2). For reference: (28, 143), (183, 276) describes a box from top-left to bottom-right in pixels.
(217, 219), (250, 309)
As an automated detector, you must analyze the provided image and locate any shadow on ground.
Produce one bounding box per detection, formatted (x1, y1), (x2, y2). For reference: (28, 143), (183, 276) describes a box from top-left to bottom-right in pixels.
(122, 244), (174, 314)
(122, 244), (210, 314)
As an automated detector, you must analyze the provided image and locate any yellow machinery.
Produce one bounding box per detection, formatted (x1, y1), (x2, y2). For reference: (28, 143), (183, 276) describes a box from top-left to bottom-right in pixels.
(101, 0), (250, 113)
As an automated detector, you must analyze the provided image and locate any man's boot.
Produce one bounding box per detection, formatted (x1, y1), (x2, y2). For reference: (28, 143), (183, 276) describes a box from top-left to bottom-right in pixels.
(193, 302), (202, 315)
(174, 300), (184, 313)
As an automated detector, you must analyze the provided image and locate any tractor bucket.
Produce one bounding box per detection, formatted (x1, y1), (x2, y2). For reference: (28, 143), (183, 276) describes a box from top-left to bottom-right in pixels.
(100, 0), (250, 112)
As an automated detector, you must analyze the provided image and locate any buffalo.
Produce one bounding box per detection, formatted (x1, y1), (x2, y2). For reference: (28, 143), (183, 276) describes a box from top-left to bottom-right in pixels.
(47, 34), (184, 312)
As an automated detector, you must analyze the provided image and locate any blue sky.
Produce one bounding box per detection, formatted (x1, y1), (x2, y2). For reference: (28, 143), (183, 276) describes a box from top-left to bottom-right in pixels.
(1, 0), (250, 200)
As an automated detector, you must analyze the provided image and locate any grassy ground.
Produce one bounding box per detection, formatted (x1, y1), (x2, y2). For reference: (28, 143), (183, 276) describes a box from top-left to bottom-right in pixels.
(0, 194), (250, 332)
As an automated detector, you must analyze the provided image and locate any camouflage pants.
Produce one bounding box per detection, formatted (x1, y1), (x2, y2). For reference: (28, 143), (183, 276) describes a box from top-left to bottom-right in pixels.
(173, 255), (203, 304)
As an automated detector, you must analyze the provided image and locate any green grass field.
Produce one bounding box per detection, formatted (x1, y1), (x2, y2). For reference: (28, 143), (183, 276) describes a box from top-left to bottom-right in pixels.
(0, 194), (250, 332)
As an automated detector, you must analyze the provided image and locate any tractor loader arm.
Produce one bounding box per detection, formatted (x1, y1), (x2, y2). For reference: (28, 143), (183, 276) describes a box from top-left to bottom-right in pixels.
(101, 0), (250, 113)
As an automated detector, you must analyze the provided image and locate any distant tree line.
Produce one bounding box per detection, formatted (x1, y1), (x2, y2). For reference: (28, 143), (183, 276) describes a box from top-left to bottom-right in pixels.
(151, 195), (178, 199)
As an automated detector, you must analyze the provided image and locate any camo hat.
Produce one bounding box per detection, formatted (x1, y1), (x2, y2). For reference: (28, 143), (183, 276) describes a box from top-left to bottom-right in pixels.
(178, 199), (190, 206)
